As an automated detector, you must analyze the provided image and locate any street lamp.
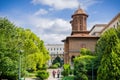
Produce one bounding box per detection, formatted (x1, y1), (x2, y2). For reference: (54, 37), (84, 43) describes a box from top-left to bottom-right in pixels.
(18, 50), (24, 80)
(92, 62), (94, 80)
(0, 71), (2, 79)
(0, 71), (2, 75)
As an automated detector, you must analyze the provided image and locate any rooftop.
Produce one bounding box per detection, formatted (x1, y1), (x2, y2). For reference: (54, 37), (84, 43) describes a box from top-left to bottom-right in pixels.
(72, 7), (88, 17)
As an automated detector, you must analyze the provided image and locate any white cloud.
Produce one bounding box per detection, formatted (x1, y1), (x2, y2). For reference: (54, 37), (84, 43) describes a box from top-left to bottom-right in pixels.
(1, 0), (101, 44)
(6, 13), (71, 43)
(31, 0), (100, 10)
(27, 16), (71, 43)
(34, 9), (48, 16)
(79, 0), (101, 10)
(31, 0), (79, 10)
(28, 15), (71, 31)
(39, 33), (68, 44)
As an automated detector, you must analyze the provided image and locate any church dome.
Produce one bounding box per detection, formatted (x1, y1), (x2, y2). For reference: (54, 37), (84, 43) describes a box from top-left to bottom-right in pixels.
(72, 8), (88, 17)
(74, 8), (86, 14)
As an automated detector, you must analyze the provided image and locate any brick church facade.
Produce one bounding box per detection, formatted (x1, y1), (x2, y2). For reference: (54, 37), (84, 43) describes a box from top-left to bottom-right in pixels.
(62, 6), (120, 64)
(62, 7), (99, 64)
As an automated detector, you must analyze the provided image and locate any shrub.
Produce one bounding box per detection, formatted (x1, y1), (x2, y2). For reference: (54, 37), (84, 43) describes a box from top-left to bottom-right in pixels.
(40, 64), (48, 70)
(80, 48), (92, 55)
(52, 56), (63, 67)
(62, 76), (74, 80)
(49, 64), (59, 69)
(36, 70), (49, 80)
(55, 62), (60, 67)
(61, 64), (71, 76)
(1, 74), (18, 80)
(61, 70), (69, 76)
(70, 69), (74, 75)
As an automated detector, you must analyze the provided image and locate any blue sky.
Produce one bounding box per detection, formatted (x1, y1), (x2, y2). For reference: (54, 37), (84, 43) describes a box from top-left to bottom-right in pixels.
(0, 0), (120, 44)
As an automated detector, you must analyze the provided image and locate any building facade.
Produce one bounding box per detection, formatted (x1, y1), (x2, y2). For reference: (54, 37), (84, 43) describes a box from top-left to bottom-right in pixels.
(62, 7), (120, 64)
(90, 13), (120, 36)
(101, 13), (120, 34)
(45, 44), (64, 66)
(62, 7), (99, 64)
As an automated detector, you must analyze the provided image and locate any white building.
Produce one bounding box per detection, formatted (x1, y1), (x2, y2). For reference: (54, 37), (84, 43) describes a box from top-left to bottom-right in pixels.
(90, 13), (120, 36)
(45, 44), (64, 66)
(101, 13), (120, 33)
(89, 24), (107, 36)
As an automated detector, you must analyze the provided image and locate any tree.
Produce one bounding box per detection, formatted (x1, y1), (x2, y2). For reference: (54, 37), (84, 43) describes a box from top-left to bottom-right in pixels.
(52, 56), (62, 67)
(74, 48), (98, 80)
(61, 64), (71, 76)
(0, 18), (19, 79)
(74, 58), (87, 80)
(80, 48), (92, 55)
(96, 26), (120, 80)
(0, 17), (50, 79)
(74, 55), (97, 80)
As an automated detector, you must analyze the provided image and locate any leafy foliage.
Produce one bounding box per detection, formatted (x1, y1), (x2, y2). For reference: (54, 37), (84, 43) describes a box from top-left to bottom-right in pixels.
(61, 64), (71, 76)
(74, 48), (97, 80)
(80, 48), (92, 55)
(96, 26), (120, 80)
(52, 56), (62, 67)
(36, 70), (49, 80)
(49, 63), (59, 69)
(0, 17), (50, 79)
(62, 76), (74, 80)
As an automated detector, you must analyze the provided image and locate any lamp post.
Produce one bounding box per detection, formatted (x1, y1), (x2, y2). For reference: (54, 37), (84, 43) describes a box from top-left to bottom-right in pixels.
(92, 62), (94, 80)
(18, 50), (24, 80)
(0, 71), (2, 80)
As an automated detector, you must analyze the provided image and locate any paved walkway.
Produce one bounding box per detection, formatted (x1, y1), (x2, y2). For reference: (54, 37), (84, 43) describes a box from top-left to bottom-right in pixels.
(25, 78), (37, 80)
(47, 68), (62, 80)
(25, 68), (62, 80)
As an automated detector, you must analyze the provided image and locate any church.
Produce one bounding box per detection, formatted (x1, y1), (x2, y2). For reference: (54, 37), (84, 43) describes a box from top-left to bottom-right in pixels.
(62, 7), (120, 64)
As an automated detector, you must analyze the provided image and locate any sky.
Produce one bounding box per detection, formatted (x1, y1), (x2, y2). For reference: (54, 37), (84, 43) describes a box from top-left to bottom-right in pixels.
(0, 0), (120, 44)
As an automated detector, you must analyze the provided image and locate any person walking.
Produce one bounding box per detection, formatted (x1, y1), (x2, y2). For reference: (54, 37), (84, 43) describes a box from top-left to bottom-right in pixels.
(52, 70), (56, 78)
(57, 69), (60, 78)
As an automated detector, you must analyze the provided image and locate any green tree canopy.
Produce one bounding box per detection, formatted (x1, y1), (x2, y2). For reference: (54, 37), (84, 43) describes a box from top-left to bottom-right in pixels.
(52, 56), (62, 67)
(80, 48), (92, 55)
(0, 17), (50, 79)
(96, 26), (120, 80)
(74, 48), (98, 80)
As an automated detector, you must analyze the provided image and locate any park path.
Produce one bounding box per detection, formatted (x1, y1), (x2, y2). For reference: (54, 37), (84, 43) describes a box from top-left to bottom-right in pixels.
(25, 68), (62, 80)
(47, 68), (62, 80)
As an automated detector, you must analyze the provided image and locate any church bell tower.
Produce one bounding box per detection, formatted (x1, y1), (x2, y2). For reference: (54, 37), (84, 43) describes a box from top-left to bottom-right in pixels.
(70, 7), (88, 35)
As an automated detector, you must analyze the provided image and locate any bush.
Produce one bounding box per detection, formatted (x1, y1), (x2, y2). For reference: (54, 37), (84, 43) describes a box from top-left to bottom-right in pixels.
(61, 70), (69, 76)
(70, 69), (74, 75)
(1, 74), (17, 80)
(62, 76), (74, 80)
(36, 70), (49, 80)
(39, 64), (48, 70)
(49, 64), (58, 69)
(52, 56), (63, 67)
(74, 74), (88, 80)
(61, 64), (71, 76)
(55, 62), (60, 67)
